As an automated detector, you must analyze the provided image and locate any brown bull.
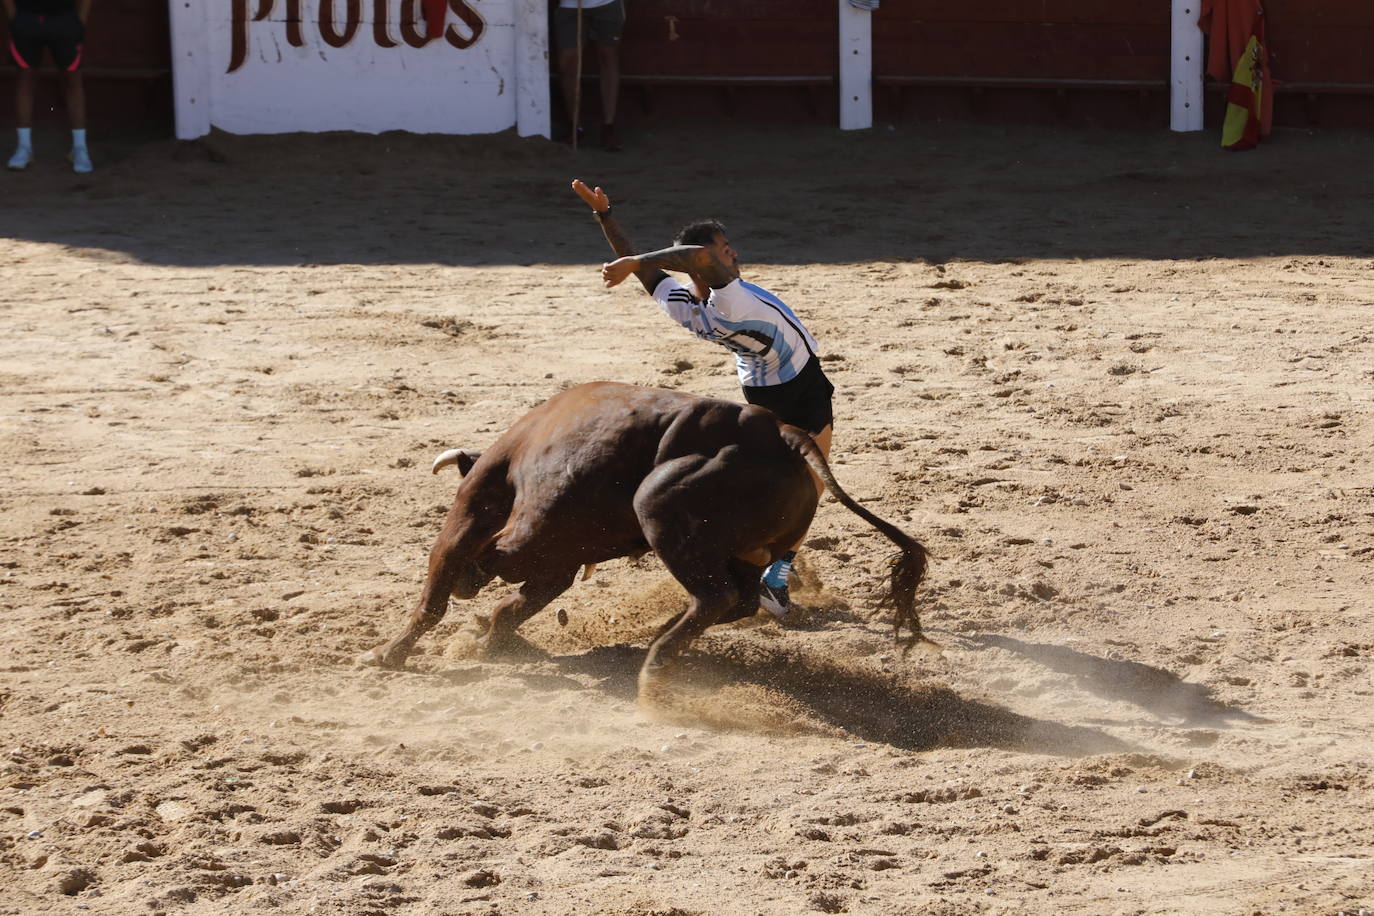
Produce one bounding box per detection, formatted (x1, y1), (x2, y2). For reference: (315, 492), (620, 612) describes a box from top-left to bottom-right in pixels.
(362, 382), (932, 689)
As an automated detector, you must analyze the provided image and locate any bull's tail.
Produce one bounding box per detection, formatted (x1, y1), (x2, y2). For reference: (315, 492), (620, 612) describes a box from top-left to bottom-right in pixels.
(788, 430), (935, 655)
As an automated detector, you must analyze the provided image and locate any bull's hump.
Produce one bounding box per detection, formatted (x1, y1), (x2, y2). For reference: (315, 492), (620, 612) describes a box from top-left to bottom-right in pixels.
(531, 383), (704, 432)
(498, 384), (759, 476)
(560, 380), (700, 407)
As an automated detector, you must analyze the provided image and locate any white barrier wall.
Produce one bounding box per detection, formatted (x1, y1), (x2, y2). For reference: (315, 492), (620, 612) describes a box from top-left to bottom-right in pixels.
(172, 3), (1198, 138)
(169, 0), (550, 139)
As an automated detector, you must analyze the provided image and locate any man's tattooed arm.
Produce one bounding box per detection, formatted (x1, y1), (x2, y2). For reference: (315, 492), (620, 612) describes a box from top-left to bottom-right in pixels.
(596, 213), (669, 295)
(633, 245), (735, 289)
(601, 243), (730, 294)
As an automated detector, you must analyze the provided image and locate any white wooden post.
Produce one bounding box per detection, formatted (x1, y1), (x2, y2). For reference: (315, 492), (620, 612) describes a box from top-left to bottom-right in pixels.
(838, 0), (872, 130)
(167, 0), (211, 139)
(515, 0), (551, 138)
(1170, 0), (1204, 131)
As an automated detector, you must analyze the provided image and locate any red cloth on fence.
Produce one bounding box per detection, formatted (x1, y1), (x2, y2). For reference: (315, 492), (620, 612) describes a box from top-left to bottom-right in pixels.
(1198, 0), (1274, 137)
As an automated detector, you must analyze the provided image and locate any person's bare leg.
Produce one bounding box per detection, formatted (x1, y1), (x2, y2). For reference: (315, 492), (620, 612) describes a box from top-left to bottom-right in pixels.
(8, 71), (35, 170)
(557, 47), (581, 138)
(787, 422), (831, 552)
(64, 72), (91, 172)
(596, 44), (622, 150)
(15, 70), (35, 128)
(597, 43), (619, 125)
(760, 422), (835, 617)
(812, 423), (834, 460)
(62, 71), (86, 130)
(599, 44), (626, 151)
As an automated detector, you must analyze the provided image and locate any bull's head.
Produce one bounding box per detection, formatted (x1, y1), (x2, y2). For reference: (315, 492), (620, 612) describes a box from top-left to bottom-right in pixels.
(450, 558), (495, 599)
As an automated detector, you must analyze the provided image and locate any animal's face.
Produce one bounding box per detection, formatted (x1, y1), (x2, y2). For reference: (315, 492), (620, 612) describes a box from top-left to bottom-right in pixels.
(451, 561), (495, 599)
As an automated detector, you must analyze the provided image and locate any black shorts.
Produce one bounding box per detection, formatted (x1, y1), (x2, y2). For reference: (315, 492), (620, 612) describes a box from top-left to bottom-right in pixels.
(9, 9), (84, 71)
(553, 1), (625, 51)
(742, 357), (835, 436)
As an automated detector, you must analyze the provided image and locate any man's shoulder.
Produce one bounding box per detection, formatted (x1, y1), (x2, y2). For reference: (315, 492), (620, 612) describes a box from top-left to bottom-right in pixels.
(737, 279), (778, 298)
(653, 275), (696, 301)
(716, 278), (786, 308)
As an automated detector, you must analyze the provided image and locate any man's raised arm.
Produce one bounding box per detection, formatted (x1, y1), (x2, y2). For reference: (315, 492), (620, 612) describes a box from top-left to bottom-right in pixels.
(571, 179), (667, 295)
(601, 245), (729, 291)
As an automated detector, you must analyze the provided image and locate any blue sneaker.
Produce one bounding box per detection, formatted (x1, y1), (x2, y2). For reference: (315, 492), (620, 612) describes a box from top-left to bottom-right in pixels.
(759, 555), (794, 618)
(70, 147), (93, 174)
(759, 580), (790, 618)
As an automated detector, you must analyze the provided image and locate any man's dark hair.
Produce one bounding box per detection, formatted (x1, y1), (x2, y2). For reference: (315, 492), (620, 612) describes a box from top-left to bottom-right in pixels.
(673, 218), (727, 248)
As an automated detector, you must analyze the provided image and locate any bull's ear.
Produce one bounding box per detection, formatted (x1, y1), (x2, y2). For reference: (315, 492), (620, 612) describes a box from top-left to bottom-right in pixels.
(455, 450), (481, 476)
(431, 448), (483, 476)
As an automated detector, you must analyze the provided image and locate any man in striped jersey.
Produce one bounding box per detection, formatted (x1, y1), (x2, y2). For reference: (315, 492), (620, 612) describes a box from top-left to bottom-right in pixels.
(572, 179), (835, 619)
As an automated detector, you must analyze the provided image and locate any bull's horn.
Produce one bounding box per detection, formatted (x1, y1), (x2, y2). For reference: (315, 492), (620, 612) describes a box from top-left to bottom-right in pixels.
(432, 448), (479, 476)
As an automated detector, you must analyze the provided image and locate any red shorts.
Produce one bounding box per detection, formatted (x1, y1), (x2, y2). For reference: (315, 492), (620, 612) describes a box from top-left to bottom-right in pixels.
(9, 9), (84, 71)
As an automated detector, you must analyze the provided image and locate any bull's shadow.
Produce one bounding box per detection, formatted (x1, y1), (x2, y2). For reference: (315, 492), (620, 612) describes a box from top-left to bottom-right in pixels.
(966, 634), (1265, 728)
(439, 633), (1133, 757)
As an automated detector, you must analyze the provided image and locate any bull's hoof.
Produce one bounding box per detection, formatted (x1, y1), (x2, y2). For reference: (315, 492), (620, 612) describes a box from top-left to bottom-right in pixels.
(476, 630), (543, 662)
(900, 637), (945, 660)
(358, 645), (406, 669)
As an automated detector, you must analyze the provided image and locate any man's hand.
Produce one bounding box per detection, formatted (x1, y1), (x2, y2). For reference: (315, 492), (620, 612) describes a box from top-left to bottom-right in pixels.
(576, 180), (669, 295)
(571, 179), (610, 213)
(602, 257), (639, 288)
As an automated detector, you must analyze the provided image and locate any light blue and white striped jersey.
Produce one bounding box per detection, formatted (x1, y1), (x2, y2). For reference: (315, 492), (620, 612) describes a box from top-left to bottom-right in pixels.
(651, 277), (819, 388)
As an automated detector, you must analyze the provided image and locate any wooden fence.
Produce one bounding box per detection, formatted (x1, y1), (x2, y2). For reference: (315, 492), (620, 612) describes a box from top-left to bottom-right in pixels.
(2, 1), (1369, 132)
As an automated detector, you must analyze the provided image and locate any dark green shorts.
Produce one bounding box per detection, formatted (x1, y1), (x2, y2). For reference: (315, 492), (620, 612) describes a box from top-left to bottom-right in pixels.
(554, 1), (625, 50)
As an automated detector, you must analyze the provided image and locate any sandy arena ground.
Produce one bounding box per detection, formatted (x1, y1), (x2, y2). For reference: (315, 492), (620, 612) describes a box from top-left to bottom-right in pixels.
(1, 121), (1372, 915)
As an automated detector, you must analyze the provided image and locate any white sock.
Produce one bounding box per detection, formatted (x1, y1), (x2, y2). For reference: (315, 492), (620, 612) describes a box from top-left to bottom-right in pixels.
(16, 127), (32, 150)
(71, 128), (87, 151)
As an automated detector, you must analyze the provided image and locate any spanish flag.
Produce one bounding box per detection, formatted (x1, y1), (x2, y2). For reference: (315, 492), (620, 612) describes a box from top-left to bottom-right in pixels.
(1198, 0), (1273, 151)
(1221, 34), (1266, 151)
